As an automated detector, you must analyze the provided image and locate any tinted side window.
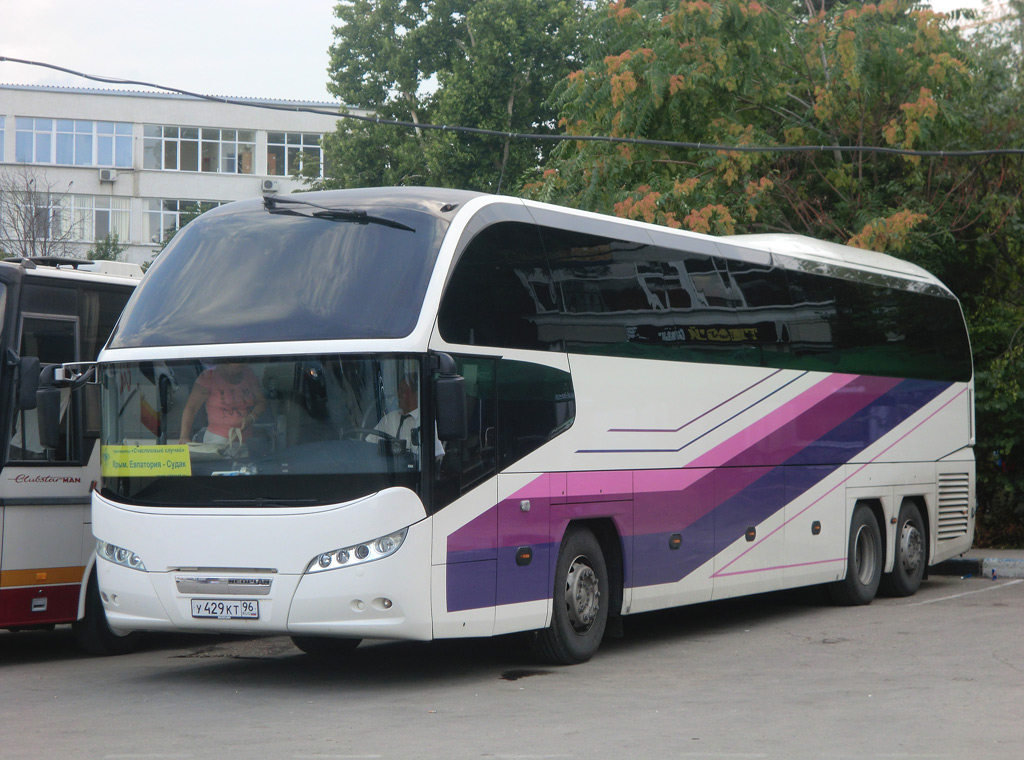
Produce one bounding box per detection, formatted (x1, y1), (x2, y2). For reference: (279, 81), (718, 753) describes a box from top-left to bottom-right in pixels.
(438, 222), (556, 350)
(540, 229), (758, 365)
(498, 360), (575, 469)
(780, 270), (972, 381)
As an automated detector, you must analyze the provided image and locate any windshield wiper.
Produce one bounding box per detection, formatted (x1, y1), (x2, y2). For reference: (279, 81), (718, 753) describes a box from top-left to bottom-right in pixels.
(263, 196), (415, 232)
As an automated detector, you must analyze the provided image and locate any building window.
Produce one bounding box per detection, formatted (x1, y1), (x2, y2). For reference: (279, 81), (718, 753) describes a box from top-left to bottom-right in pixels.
(1, 194), (129, 243)
(15, 117), (53, 163)
(143, 126), (254, 174)
(267, 132), (323, 177)
(0, 116), (5, 158)
(60, 195), (130, 242)
(15, 118), (132, 168)
(98, 122), (133, 167)
(144, 199), (221, 243)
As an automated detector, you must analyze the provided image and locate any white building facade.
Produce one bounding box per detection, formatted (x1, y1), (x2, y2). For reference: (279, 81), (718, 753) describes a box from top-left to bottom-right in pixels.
(0, 84), (349, 265)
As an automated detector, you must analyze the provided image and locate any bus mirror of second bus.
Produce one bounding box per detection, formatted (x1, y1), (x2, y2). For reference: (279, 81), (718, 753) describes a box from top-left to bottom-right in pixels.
(15, 354), (40, 410)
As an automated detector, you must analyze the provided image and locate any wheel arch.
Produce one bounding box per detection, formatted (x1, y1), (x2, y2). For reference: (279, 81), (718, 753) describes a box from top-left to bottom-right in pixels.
(77, 553), (99, 621)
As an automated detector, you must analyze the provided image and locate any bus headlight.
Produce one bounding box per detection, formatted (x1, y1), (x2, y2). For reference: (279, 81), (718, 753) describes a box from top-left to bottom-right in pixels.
(96, 539), (146, 571)
(306, 528), (408, 573)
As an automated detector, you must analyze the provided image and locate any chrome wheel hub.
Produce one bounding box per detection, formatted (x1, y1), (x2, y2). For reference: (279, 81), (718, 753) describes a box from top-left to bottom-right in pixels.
(899, 521), (924, 575)
(853, 525), (877, 585)
(565, 555), (600, 634)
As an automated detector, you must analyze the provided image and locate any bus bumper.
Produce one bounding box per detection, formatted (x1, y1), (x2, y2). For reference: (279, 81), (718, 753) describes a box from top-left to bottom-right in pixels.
(92, 489), (433, 641)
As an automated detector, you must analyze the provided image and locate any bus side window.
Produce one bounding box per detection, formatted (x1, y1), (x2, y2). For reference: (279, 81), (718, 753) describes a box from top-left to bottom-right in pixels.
(497, 360), (575, 470)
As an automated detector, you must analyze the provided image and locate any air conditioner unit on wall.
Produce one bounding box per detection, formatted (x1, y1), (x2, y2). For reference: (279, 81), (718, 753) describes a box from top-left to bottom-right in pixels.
(99, 168), (117, 182)
(261, 179), (280, 194)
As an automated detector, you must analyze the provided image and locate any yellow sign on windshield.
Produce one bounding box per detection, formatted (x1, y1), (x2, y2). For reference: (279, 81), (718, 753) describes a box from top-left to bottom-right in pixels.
(102, 445), (192, 477)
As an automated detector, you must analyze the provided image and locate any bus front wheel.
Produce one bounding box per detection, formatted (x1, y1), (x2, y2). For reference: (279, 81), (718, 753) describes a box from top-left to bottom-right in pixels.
(828, 504), (883, 606)
(531, 526), (609, 665)
(72, 571), (143, 656)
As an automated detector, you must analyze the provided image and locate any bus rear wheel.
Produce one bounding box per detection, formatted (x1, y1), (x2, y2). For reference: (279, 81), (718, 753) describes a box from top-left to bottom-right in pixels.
(531, 526), (608, 665)
(879, 501), (926, 597)
(290, 635), (361, 656)
(828, 504), (882, 606)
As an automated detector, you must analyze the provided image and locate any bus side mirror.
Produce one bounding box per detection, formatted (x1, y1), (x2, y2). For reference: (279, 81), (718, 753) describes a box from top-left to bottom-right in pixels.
(36, 364), (61, 451)
(16, 355), (40, 410)
(435, 374), (467, 441)
(83, 382), (102, 438)
(433, 353), (467, 442)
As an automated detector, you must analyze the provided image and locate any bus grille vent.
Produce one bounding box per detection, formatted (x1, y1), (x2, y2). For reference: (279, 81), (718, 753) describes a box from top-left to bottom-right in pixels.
(937, 473), (970, 541)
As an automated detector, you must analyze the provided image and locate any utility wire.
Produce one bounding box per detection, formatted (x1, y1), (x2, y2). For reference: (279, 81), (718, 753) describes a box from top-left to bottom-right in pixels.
(3, 55), (1023, 159)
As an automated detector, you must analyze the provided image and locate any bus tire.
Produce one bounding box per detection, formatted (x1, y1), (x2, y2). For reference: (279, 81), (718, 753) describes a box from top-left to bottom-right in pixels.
(828, 504), (883, 606)
(531, 526), (608, 665)
(290, 635), (361, 656)
(879, 501), (926, 597)
(72, 571), (143, 656)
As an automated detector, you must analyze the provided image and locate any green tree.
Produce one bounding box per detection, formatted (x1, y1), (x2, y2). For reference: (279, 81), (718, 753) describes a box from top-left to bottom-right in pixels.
(954, 0), (1024, 545)
(87, 232), (126, 261)
(316, 0), (585, 192)
(528, 1), (988, 250)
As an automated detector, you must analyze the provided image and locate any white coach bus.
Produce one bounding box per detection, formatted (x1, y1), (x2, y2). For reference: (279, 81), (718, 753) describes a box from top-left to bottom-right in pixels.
(86, 189), (974, 663)
(0, 256), (141, 654)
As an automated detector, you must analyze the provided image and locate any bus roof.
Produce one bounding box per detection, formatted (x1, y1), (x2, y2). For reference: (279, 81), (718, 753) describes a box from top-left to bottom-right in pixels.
(1, 257), (144, 285)
(720, 233), (939, 285)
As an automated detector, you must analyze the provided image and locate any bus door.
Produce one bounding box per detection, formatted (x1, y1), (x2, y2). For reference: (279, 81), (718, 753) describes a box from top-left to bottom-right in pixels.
(1, 305), (88, 625)
(1, 277), (133, 628)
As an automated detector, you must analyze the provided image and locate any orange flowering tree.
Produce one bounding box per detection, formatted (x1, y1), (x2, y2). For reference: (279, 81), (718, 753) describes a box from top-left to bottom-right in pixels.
(525, 0), (990, 256)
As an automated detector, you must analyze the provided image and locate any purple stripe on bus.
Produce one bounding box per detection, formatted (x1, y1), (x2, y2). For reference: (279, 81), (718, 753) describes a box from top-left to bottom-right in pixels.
(445, 559), (496, 612)
(444, 377), (953, 611)
(446, 508), (497, 562)
(643, 379), (950, 587)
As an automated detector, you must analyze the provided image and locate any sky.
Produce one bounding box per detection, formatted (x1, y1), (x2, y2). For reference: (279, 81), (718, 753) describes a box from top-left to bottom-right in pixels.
(0, 0), (998, 106)
(0, 0), (340, 102)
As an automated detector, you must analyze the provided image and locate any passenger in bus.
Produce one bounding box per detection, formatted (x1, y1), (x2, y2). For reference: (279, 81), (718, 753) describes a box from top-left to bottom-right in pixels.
(178, 361), (268, 445)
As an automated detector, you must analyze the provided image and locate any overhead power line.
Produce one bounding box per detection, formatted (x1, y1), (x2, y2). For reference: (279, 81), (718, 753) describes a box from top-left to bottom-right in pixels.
(2, 55), (1023, 159)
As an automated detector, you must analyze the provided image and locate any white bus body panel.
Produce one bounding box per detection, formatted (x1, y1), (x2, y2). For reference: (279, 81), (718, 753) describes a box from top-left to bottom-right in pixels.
(92, 487), (433, 639)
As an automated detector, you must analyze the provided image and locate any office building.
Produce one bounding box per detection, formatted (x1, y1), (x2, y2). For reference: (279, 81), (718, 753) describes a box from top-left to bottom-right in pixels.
(0, 84), (350, 264)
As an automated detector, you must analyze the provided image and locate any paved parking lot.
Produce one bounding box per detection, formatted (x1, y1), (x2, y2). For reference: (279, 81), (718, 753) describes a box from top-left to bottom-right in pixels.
(1, 575), (1022, 760)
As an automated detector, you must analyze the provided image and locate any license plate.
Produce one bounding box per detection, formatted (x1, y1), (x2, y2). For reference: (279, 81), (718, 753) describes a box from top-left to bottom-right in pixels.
(190, 599), (259, 619)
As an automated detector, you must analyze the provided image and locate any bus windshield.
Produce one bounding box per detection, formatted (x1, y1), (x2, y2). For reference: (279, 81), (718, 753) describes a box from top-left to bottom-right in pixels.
(100, 355), (427, 507)
(108, 200), (448, 348)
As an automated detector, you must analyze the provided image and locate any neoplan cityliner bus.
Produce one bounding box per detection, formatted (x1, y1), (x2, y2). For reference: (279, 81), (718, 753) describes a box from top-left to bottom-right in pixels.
(0, 256), (142, 654)
(85, 188), (974, 664)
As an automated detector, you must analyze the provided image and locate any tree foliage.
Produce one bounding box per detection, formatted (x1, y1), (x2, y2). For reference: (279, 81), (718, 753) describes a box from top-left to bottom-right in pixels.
(316, 0), (584, 192)
(87, 233), (126, 262)
(527, 0), (1024, 543)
